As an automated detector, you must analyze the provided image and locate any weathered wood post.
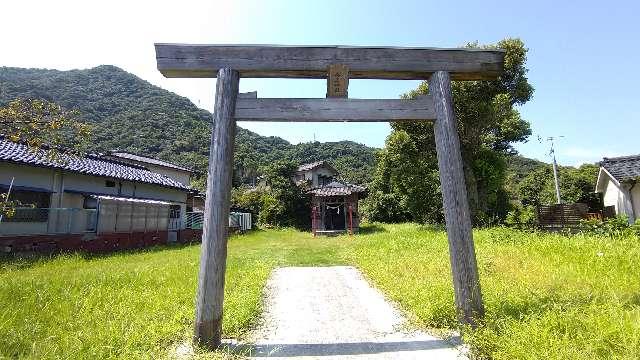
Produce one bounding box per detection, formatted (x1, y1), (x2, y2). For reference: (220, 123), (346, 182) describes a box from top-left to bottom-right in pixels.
(194, 68), (240, 347)
(429, 70), (484, 326)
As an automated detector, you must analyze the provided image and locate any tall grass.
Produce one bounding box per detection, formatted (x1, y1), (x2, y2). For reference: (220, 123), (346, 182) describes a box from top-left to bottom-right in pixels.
(0, 230), (346, 359)
(348, 224), (640, 359)
(1, 225), (638, 359)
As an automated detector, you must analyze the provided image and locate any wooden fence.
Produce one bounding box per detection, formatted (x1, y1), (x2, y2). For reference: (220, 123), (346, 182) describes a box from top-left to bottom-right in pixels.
(537, 203), (589, 230)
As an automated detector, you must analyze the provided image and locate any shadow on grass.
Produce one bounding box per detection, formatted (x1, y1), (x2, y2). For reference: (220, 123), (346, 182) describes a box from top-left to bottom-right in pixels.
(416, 223), (446, 232)
(625, 292), (640, 308)
(358, 223), (388, 234)
(489, 291), (604, 322)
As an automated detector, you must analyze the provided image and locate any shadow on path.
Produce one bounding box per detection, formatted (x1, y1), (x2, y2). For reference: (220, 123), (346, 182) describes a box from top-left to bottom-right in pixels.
(225, 339), (454, 357)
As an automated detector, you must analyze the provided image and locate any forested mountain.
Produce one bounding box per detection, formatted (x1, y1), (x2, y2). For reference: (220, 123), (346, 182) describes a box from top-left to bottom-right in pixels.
(505, 155), (547, 182)
(0, 65), (376, 188)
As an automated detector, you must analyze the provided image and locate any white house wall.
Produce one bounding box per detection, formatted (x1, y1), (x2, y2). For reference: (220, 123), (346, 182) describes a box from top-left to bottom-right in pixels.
(601, 176), (638, 223)
(145, 164), (191, 185)
(603, 178), (623, 213)
(1, 163), (56, 191)
(62, 193), (84, 208)
(631, 184), (640, 223)
(63, 172), (124, 197)
(109, 157), (192, 185)
(305, 167), (337, 187)
(134, 183), (187, 226)
(64, 172), (187, 209)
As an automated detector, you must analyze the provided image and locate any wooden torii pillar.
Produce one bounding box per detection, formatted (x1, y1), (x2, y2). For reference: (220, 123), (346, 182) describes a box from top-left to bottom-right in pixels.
(154, 44), (504, 347)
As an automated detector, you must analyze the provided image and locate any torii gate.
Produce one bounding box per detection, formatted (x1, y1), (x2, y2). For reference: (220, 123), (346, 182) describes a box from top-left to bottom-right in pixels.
(154, 44), (504, 347)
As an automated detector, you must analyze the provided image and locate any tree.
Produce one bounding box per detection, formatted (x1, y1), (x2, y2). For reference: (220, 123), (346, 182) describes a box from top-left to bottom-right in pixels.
(363, 131), (442, 223)
(231, 160), (311, 229)
(0, 99), (91, 218)
(365, 38), (534, 224)
(0, 99), (91, 155)
(515, 163), (600, 209)
(516, 166), (552, 207)
(0, 193), (20, 220)
(258, 160), (311, 229)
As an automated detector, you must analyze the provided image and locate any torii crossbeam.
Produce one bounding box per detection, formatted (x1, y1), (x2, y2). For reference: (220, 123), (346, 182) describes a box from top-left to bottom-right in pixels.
(154, 44), (504, 348)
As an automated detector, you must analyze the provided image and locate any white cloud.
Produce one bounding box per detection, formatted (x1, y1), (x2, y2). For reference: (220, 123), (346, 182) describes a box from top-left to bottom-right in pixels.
(560, 146), (625, 166)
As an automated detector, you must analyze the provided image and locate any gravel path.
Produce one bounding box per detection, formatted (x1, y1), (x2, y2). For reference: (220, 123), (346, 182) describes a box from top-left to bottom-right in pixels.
(243, 266), (465, 359)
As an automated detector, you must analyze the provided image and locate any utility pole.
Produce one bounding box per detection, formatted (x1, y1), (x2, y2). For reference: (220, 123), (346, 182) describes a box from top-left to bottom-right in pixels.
(547, 136), (563, 204)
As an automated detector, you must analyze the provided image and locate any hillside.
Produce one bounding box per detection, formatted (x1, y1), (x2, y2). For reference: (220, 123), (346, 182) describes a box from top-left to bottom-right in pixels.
(505, 154), (548, 181)
(0, 65), (376, 188)
(0, 65), (550, 194)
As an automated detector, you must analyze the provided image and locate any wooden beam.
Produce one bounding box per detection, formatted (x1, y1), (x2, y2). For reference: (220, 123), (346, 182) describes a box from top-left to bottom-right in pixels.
(194, 68), (239, 348)
(155, 44), (504, 80)
(234, 93), (435, 122)
(430, 70), (484, 327)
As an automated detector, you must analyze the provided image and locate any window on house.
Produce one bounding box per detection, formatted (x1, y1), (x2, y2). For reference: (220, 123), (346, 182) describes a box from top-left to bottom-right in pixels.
(3, 190), (51, 222)
(169, 205), (181, 219)
(318, 175), (333, 186)
(105, 180), (116, 188)
(83, 196), (98, 209)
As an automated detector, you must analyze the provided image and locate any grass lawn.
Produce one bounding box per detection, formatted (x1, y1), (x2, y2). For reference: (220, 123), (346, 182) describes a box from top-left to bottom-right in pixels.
(1, 224), (639, 359)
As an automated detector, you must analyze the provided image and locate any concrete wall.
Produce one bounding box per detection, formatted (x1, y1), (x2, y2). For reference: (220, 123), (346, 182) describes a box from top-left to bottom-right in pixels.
(0, 221), (49, 236)
(0, 228), (202, 254)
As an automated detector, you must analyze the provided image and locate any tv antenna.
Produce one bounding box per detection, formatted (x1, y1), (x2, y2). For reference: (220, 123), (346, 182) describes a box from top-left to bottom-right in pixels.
(538, 135), (564, 204)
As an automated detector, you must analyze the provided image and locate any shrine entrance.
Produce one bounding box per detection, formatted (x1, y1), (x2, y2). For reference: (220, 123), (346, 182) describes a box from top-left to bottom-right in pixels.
(154, 44), (505, 347)
(324, 202), (345, 231)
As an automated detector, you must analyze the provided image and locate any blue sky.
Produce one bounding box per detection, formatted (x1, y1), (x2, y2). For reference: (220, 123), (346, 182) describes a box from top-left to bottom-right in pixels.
(2, 0), (638, 166)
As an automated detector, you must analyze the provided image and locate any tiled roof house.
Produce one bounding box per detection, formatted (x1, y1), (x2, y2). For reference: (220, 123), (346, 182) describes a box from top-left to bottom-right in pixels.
(595, 155), (640, 223)
(0, 138), (201, 252)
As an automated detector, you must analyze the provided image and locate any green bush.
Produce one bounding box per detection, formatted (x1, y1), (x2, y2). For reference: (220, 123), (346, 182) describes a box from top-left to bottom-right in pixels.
(231, 186), (264, 224)
(505, 204), (537, 229)
(231, 160), (310, 230)
(361, 191), (411, 223)
(579, 215), (639, 238)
